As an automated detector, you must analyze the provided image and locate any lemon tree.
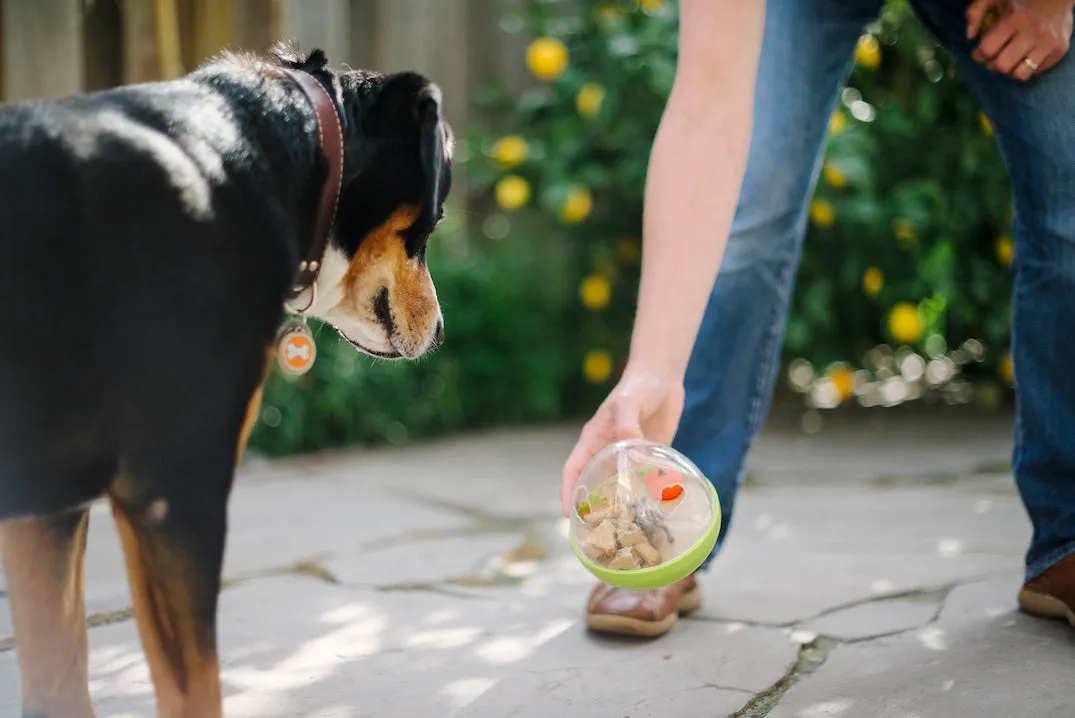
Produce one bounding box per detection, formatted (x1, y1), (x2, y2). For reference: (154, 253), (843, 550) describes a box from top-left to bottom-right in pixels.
(470, 0), (1015, 414)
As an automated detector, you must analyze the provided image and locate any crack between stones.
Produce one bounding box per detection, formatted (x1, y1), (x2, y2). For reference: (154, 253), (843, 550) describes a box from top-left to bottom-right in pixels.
(691, 569), (1006, 632)
(726, 580), (963, 717)
(0, 521), (543, 650)
(728, 636), (839, 718)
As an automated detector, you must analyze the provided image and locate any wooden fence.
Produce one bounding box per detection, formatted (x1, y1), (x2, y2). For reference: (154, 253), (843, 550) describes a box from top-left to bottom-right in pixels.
(0, 0), (532, 201)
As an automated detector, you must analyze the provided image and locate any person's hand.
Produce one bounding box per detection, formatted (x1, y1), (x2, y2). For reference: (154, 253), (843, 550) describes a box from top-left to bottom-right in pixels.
(966, 0), (1074, 81)
(560, 368), (685, 517)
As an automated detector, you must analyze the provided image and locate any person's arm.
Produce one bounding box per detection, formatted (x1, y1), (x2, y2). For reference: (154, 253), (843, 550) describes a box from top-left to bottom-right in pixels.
(560, 0), (766, 514)
(627, 0), (766, 382)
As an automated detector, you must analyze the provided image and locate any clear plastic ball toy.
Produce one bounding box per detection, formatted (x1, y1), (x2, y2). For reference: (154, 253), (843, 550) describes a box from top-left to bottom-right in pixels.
(569, 439), (721, 590)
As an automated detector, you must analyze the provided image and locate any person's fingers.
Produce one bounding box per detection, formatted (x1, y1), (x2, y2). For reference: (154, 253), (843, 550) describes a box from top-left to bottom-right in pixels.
(972, 13), (1018, 65)
(561, 428), (597, 517)
(1009, 44), (1053, 81)
(990, 31), (1037, 75)
(965, 0), (999, 40)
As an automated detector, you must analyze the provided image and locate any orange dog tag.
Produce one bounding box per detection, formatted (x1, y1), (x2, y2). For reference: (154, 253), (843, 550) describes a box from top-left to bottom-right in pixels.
(276, 320), (317, 377)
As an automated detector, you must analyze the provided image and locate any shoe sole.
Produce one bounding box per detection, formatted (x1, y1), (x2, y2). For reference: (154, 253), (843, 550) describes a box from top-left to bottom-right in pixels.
(585, 587), (702, 638)
(1017, 588), (1075, 627)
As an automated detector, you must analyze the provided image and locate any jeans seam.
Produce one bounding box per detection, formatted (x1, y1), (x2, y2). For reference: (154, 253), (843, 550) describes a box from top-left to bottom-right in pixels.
(1027, 540), (1075, 581)
(741, 224), (804, 468)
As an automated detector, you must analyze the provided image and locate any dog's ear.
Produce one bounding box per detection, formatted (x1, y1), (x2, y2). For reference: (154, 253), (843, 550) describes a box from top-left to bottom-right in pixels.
(270, 41), (329, 74)
(366, 73), (448, 233)
(414, 85), (446, 233)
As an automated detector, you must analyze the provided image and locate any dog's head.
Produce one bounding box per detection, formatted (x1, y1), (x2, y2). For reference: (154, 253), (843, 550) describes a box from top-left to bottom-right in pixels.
(272, 45), (453, 360)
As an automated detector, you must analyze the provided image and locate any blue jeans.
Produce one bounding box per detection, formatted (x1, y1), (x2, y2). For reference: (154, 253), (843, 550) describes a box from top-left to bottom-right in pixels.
(671, 0), (1075, 582)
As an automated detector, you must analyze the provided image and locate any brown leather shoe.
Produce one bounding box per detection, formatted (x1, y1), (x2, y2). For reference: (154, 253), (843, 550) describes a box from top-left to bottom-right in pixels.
(1018, 553), (1075, 627)
(585, 574), (701, 637)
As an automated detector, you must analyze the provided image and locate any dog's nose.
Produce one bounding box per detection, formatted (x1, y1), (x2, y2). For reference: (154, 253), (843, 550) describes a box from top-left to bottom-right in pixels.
(432, 321), (445, 348)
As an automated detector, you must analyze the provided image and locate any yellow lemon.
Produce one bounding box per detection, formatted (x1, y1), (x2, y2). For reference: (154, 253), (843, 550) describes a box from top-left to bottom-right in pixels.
(887, 302), (922, 345)
(559, 185), (593, 224)
(640, 0), (665, 13)
(526, 37), (569, 82)
(495, 175), (531, 211)
(827, 363), (855, 402)
(595, 3), (626, 22)
(855, 34), (881, 70)
(996, 235), (1013, 266)
(616, 238), (640, 263)
(893, 218), (916, 251)
(862, 266), (884, 297)
(823, 163), (848, 190)
(810, 199), (835, 227)
(979, 112), (993, 136)
(998, 351), (1013, 385)
(491, 135), (528, 169)
(829, 111), (847, 135)
(576, 82), (606, 118)
(579, 274), (611, 310)
(583, 350), (613, 383)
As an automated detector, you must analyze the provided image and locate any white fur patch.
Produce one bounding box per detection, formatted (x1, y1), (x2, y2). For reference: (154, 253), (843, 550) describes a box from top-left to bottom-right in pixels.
(301, 244), (397, 357)
(65, 109), (216, 220)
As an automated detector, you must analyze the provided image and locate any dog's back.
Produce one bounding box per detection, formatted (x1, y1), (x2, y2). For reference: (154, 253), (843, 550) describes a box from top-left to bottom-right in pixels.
(0, 81), (289, 519)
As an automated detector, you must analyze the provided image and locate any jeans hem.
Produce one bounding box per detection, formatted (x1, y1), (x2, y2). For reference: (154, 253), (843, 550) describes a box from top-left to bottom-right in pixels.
(1026, 541), (1075, 582)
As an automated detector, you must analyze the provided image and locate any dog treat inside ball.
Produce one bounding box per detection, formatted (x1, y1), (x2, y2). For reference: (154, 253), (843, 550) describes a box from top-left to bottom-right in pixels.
(570, 440), (719, 582)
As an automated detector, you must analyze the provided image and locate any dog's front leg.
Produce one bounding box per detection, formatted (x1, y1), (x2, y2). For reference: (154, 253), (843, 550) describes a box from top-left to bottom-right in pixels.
(0, 507), (96, 718)
(109, 483), (228, 718)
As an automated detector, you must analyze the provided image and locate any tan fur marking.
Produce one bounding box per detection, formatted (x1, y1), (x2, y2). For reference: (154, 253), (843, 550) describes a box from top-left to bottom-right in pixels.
(110, 501), (222, 718)
(0, 510), (96, 717)
(236, 348), (275, 465)
(341, 204), (440, 352)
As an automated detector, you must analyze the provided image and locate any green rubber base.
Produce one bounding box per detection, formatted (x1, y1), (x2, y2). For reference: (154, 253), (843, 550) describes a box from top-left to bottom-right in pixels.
(570, 481), (722, 590)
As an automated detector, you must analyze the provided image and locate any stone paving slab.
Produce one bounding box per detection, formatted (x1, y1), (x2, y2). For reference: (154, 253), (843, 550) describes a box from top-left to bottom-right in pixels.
(767, 575), (1075, 718)
(694, 483), (1028, 625)
(797, 596), (942, 642)
(454, 620), (798, 718)
(3, 411), (1070, 718)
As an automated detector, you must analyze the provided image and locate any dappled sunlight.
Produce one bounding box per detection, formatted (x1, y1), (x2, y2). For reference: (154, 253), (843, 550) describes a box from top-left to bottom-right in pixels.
(936, 538), (964, 558)
(870, 579), (896, 594)
(406, 626), (485, 650)
(222, 601), (388, 716)
(800, 699), (855, 717)
(472, 618), (573, 666)
(439, 677), (499, 712)
(423, 607), (465, 625)
(916, 627), (948, 651)
(87, 642), (153, 703)
(62, 574), (589, 716)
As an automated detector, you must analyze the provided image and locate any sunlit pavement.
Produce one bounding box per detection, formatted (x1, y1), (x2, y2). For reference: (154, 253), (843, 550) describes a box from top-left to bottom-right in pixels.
(2, 408), (1071, 717)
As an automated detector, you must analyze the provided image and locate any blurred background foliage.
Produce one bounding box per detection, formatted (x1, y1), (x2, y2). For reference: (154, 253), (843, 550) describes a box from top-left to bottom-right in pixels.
(250, 0), (1015, 457)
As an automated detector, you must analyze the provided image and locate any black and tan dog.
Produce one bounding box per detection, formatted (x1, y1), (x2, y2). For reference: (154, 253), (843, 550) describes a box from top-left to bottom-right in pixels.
(0, 41), (452, 717)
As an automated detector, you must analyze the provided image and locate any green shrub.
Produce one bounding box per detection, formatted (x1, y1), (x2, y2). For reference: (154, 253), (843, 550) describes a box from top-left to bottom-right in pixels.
(468, 0), (1015, 413)
(251, 0), (1018, 459)
(248, 219), (578, 457)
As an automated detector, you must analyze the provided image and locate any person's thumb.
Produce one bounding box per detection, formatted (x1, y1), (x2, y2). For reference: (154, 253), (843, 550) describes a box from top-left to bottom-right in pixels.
(965, 0), (998, 39)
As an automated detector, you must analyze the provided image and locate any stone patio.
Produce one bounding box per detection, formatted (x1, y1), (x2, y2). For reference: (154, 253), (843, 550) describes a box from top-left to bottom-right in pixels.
(2, 407), (1072, 717)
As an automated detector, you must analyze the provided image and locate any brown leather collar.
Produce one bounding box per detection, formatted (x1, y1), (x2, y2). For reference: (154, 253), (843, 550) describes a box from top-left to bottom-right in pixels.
(281, 68), (345, 312)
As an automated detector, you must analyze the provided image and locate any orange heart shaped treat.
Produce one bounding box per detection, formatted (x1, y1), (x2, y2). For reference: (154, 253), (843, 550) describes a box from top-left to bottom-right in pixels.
(645, 467), (685, 502)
